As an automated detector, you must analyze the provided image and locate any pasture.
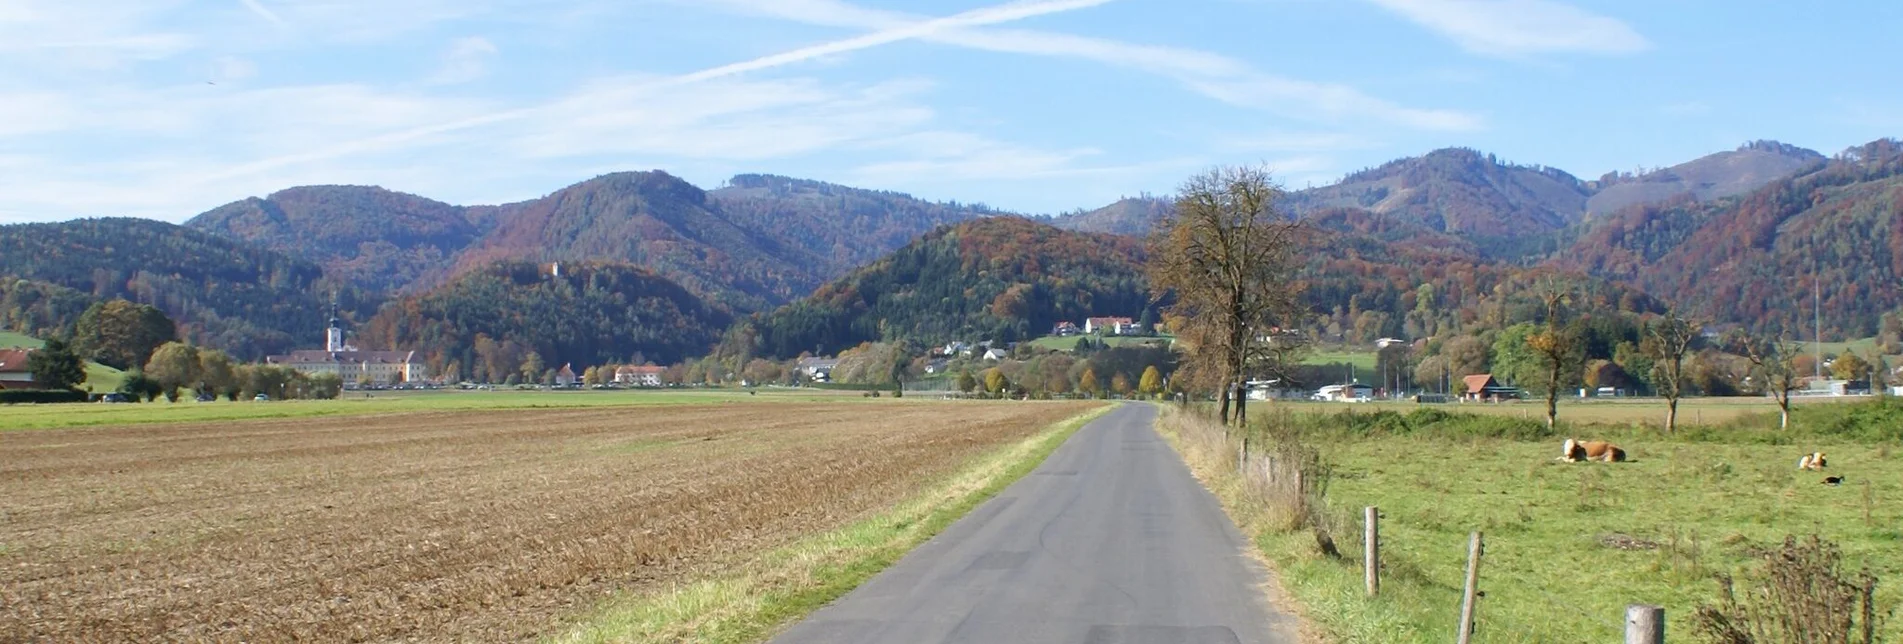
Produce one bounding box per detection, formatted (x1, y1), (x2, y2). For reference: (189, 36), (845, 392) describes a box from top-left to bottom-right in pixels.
(1182, 400), (1903, 643)
(0, 399), (1101, 641)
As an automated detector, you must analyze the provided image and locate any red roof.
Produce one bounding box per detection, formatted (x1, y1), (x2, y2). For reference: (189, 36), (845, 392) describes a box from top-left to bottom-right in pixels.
(1462, 374), (1500, 391)
(0, 349), (31, 374)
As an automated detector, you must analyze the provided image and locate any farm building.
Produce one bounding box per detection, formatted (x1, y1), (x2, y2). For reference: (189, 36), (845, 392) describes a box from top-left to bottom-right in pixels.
(555, 364), (578, 387)
(1461, 374), (1520, 402)
(614, 365), (665, 387)
(1312, 383), (1374, 402)
(1084, 316), (1136, 335)
(0, 348), (35, 389)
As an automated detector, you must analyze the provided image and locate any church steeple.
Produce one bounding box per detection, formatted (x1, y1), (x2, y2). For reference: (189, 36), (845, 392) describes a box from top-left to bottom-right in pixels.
(326, 306), (345, 352)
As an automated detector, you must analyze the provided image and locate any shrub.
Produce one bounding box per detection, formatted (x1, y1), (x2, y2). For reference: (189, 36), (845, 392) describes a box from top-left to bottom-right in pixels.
(1693, 535), (1887, 644)
(0, 389), (89, 404)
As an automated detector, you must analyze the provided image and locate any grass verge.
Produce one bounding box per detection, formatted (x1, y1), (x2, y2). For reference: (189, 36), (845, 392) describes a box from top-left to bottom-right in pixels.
(548, 402), (1117, 644)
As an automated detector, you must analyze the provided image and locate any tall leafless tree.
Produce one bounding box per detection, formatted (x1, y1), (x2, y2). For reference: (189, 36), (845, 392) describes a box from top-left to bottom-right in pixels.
(1731, 331), (1801, 430)
(1644, 311), (1701, 433)
(1149, 165), (1307, 430)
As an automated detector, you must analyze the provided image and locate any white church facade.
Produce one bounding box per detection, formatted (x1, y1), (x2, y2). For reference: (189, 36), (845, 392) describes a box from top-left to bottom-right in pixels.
(265, 315), (428, 385)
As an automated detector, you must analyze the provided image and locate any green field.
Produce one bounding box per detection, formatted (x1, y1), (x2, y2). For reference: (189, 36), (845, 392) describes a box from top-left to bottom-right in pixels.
(0, 331), (126, 393)
(1025, 333), (1174, 352)
(1174, 401), (1903, 643)
(0, 387), (862, 430)
(1303, 348), (1379, 372)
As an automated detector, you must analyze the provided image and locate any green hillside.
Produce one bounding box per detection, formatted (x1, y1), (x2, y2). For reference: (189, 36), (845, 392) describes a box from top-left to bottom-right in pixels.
(0, 330), (127, 393)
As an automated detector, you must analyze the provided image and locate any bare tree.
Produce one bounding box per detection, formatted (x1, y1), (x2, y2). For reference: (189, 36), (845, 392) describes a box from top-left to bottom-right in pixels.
(1732, 332), (1801, 430)
(1525, 278), (1582, 431)
(1644, 311), (1701, 433)
(1149, 165), (1307, 430)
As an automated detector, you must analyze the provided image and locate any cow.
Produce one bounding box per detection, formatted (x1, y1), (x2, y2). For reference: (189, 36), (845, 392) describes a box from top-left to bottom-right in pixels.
(1558, 438), (1627, 463)
(1797, 452), (1828, 470)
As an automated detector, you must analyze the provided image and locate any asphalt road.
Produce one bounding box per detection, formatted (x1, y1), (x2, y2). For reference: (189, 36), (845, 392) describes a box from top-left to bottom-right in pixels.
(770, 403), (1301, 644)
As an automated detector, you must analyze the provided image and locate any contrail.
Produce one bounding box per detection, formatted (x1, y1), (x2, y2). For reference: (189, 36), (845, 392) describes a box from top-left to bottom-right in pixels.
(200, 0), (1114, 182)
(239, 0), (286, 25)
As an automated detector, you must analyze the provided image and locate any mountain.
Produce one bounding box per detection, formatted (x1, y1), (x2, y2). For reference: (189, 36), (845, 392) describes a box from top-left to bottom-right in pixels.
(708, 174), (1000, 275)
(0, 218), (377, 358)
(358, 261), (729, 381)
(1551, 138), (1903, 339)
(1283, 148), (1593, 238)
(749, 217), (1151, 359)
(1048, 196), (1172, 236)
(1584, 141), (1824, 218)
(187, 186), (503, 293)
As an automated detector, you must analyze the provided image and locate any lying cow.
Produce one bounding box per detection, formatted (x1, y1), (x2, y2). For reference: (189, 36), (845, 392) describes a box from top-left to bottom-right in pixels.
(1558, 438), (1627, 463)
(1797, 452), (1828, 470)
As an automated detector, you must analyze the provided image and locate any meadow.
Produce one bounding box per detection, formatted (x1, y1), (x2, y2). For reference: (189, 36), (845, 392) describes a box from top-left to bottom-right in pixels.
(1163, 398), (1903, 644)
(0, 398), (1102, 641)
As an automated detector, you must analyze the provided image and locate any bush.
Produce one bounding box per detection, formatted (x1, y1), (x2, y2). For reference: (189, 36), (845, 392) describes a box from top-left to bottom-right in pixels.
(0, 389), (89, 404)
(1298, 408), (1551, 441)
(1693, 535), (1886, 644)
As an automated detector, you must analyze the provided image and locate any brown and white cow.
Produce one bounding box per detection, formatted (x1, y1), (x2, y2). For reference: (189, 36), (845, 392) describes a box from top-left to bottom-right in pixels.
(1559, 438), (1627, 463)
(1797, 452), (1828, 470)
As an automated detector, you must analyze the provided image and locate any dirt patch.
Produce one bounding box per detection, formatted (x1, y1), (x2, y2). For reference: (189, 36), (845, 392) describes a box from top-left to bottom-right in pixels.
(0, 401), (1093, 642)
(1599, 533), (1661, 551)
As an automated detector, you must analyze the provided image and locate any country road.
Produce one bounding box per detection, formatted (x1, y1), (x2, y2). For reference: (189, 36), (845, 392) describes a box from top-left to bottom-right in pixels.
(770, 403), (1301, 644)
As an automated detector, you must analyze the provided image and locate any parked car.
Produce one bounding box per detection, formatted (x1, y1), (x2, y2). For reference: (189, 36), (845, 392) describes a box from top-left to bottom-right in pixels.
(194, 393), (217, 403)
(253, 393), (270, 402)
(98, 392), (132, 403)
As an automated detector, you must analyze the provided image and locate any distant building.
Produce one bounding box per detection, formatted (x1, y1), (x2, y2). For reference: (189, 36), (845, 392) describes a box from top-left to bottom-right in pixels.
(1313, 383), (1374, 402)
(982, 348), (1009, 361)
(796, 357), (840, 381)
(0, 348), (35, 389)
(555, 363), (578, 387)
(1052, 321), (1080, 337)
(1084, 316), (1135, 335)
(265, 315), (428, 385)
(1460, 374), (1519, 402)
(615, 365), (665, 387)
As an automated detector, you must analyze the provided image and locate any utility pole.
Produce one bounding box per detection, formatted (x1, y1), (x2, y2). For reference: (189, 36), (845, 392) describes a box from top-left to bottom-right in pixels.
(1816, 276), (1824, 380)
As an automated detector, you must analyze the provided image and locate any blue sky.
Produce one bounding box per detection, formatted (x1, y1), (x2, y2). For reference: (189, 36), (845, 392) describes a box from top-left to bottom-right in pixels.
(1, 0), (1898, 222)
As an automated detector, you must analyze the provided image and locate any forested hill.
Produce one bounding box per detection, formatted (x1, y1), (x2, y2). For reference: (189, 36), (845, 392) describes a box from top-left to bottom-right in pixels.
(708, 174), (1001, 275)
(1584, 141), (1825, 217)
(0, 218), (376, 358)
(1048, 196), (1172, 236)
(358, 261), (729, 381)
(1551, 138), (1903, 339)
(749, 217), (1150, 359)
(186, 186), (501, 293)
(1282, 147), (1593, 238)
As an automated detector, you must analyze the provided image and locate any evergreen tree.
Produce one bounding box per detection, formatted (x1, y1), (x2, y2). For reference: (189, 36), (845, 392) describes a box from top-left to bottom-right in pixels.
(26, 338), (85, 390)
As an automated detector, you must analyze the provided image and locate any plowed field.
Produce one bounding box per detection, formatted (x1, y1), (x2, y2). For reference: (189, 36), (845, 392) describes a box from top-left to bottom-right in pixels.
(1, 401), (1095, 642)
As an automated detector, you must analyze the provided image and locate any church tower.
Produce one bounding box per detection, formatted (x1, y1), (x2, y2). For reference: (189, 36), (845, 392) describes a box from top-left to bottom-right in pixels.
(326, 312), (345, 352)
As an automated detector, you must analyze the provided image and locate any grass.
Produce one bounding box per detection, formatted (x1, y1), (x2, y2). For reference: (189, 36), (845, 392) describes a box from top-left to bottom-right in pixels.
(2, 399), (1102, 641)
(0, 387), (862, 430)
(1304, 348), (1378, 372)
(1281, 396), (1862, 429)
(550, 403), (1115, 643)
(0, 330), (126, 393)
(1161, 401), (1903, 643)
(1025, 333), (1174, 352)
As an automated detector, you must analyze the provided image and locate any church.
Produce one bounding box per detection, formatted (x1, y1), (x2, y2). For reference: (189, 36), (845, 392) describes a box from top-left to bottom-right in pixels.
(265, 315), (428, 385)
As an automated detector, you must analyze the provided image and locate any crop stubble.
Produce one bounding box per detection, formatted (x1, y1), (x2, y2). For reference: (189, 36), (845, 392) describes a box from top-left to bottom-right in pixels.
(0, 401), (1094, 642)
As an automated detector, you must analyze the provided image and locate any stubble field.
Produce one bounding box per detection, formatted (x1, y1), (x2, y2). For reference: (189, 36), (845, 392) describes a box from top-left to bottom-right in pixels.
(0, 400), (1096, 641)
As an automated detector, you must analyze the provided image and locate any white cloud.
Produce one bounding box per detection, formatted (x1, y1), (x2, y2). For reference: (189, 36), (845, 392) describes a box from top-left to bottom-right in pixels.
(237, 0), (285, 26)
(702, 0), (1480, 131)
(428, 37), (499, 85)
(1365, 0), (1649, 57)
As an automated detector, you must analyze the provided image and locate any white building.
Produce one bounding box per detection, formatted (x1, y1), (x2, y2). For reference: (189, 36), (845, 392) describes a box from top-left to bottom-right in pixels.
(265, 315), (428, 385)
(615, 365), (665, 387)
(1313, 383), (1374, 402)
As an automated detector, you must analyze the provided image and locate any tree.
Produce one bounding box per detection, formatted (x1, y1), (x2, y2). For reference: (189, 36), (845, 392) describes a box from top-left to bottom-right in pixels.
(308, 373), (344, 400)
(1111, 372), (1133, 396)
(1832, 351), (1871, 382)
(197, 349), (238, 399)
(26, 338), (85, 390)
(72, 299), (177, 370)
(956, 369), (978, 394)
(1148, 165), (1306, 430)
(582, 365), (602, 386)
(520, 351), (545, 383)
(983, 369), (1009, 397)
(143, 342), (202, 400)
(1079, 367), (1102, 399)
(1731, 332), (1800, 430)
(1525, 279), (1583, 431)
(1643, 312), (1700, 433)
(119, 369), (162, 402)
(1138, 365), (1163, 398)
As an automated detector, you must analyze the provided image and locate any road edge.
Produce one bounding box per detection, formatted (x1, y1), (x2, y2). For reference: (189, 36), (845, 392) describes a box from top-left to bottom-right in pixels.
(1151, 404), (1329, 644)
(548, 402), (1118, 644)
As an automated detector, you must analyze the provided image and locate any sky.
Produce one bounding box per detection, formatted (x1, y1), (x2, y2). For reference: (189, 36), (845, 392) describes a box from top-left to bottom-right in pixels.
(1, 0), (1899, 223)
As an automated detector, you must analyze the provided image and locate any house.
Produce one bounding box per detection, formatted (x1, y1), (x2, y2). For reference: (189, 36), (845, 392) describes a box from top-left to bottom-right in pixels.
(1375, 337), (1407, 349)
(1460, 374), (1519, 402)
(1312, 383), (1374, 402)
(981, 348), (1009, 361)
(936, 342), (973, 358)
(266, 315), (429, 385)
(0, 348), (34, 389)
(614, 365), (666, 387)
(1052, 321), (1081, 337)
(924, 359), (950, 375)
(796, 357), (840, 381)
(1084, 316), (1135, 335)
(555, 363), (578, 387)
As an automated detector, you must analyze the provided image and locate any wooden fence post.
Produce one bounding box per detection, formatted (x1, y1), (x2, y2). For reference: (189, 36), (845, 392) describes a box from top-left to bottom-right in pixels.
(1239, 435), (1249, 473)
(1624, 604), (1663, 644)
(1364, 506), (1379, 596)
(1457, 531), (1483, 644)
